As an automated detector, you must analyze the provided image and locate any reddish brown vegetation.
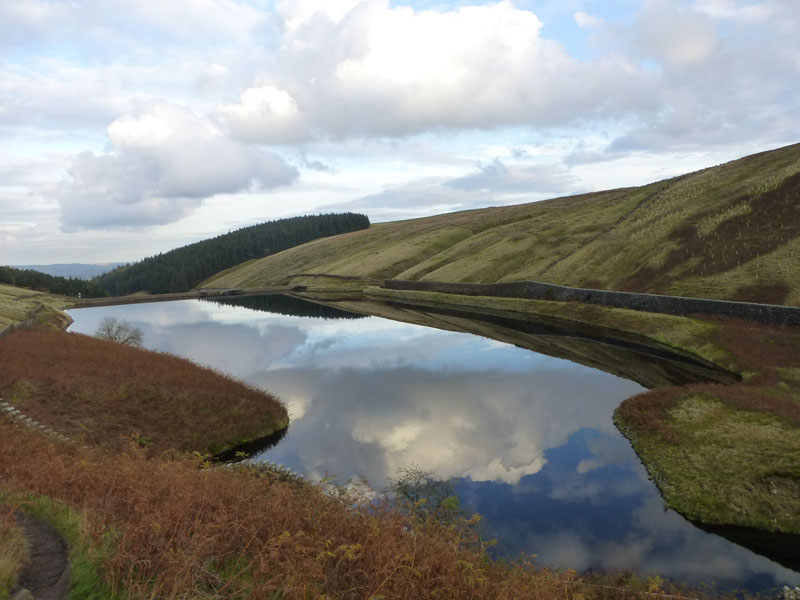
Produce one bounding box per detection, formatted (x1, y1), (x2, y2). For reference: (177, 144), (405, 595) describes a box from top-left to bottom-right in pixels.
(0, 422), (612, 600)
(731, 282), (791, 305)
(622, 172), (800, 298)
(0, 328), (287, 454)
(617, 318), (800, 442)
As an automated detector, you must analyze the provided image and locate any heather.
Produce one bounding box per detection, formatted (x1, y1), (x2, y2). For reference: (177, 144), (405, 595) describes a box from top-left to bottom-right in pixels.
(0, 328), (288, 455)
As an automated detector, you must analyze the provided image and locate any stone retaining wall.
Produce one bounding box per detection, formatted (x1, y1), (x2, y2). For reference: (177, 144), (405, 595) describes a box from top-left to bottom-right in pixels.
(383, 280), (800, 326)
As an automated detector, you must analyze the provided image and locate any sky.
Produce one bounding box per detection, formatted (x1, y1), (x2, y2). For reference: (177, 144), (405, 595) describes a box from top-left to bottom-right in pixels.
(1, 0), (799, 265)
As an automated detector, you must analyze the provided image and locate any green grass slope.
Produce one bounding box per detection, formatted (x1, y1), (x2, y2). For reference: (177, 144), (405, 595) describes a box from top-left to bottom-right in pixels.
(207, 143), (800, 305)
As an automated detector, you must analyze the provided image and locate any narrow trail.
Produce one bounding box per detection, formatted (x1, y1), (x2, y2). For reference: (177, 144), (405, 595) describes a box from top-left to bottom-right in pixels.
(13, 512), (69, 600)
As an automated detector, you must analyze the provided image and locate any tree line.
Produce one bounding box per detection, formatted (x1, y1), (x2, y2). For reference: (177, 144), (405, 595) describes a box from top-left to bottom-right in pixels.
(95, 213), (370, 296)
(0, 265), (109, 297)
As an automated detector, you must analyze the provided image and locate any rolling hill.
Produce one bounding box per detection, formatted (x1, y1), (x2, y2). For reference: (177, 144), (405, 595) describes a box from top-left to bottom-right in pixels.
(206, 143), (800, 306)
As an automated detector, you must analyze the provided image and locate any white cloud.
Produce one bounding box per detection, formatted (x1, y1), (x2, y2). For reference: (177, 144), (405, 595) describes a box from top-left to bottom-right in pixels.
(0, 0), (264, 50)
(694, 0), (775, 22)
(56, 101), (298, 229)
(599, 0), (800, 151)
(218, 84), (307, 144)
(3, 0), (800, 262)
(574, 11), (604, 28)
(220, 0), (648, 141)
(634, 2), (717, 68)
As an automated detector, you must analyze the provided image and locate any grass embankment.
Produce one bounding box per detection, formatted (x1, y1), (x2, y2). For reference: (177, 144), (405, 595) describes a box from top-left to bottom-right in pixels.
(206, 142), (800, 305)
(615, 318), (800, 533)
(0, 328), (288, 455)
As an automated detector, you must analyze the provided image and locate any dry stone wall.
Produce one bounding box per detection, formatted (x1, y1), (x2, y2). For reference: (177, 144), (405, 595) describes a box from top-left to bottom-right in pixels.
(383, 280), (800, 326)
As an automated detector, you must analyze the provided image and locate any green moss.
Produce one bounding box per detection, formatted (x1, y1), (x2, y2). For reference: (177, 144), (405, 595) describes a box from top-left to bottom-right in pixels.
(617, 394), (800, 533)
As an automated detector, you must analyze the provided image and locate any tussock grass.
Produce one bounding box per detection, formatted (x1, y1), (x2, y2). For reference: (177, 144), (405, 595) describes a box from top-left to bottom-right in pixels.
(615, 318), (800, 532)
(206, 142), (800, 305)
(0, 505), (28, 599)
(0, 328), (288, 455)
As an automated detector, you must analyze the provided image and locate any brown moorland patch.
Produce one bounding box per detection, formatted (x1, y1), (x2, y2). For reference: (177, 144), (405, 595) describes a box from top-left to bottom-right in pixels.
(0, 423), (734, 600)
(0, 328), (288, 455)
(617, 318), (800, 442)
(620, 172), (800, 296)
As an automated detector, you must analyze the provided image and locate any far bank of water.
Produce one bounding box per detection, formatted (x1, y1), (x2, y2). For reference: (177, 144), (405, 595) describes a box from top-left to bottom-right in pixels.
(67, 297), (800, 594)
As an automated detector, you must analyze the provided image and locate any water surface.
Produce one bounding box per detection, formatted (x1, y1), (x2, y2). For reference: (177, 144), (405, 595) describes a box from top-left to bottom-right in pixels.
(68, 298), (800, 593)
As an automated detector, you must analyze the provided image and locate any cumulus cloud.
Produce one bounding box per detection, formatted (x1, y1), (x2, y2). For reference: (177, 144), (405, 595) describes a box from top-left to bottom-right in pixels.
(218, 84), (307, 144)
(56, 101), (298, 229)
(218, 0), (649, 142)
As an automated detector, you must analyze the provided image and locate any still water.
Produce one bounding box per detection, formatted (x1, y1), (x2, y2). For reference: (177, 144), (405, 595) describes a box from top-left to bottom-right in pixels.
(67, 297), (800, 593)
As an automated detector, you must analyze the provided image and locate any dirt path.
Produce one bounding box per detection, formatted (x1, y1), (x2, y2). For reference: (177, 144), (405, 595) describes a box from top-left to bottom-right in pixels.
(13, 512), (69, 600)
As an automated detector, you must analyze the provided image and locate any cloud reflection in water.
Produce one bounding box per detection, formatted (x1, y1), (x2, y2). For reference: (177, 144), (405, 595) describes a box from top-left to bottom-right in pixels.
(67, 300), (800, 591)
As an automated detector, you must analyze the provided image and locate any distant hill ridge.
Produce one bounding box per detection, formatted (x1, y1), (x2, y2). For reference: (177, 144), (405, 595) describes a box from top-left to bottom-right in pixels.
(96, 213), (370, 296)
(205, 142), (800, 306)
(11, 263), (124, 280)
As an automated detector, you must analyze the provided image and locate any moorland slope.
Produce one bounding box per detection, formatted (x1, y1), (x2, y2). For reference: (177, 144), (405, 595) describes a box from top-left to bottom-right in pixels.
(207, 143), (800, 305)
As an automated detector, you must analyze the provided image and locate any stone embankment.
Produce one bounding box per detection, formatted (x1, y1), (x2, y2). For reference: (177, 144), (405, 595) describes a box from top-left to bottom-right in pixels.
(383, 279), (800, 326)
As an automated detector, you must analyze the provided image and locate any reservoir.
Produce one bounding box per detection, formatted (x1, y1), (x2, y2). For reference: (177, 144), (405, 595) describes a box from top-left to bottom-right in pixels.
(67, 296), (800, 594)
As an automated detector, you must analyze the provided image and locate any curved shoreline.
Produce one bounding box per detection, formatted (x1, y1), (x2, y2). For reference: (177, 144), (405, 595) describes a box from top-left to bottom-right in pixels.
(286, 285), (800, 537)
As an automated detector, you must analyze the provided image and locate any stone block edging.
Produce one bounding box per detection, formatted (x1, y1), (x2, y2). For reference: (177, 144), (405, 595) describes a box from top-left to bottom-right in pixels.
(383, 280), (800, 326)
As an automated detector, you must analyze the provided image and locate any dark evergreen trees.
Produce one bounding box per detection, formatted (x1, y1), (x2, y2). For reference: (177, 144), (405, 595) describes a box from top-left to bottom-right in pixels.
(0, 266), (109, 297)
(95, 213), (370, 296)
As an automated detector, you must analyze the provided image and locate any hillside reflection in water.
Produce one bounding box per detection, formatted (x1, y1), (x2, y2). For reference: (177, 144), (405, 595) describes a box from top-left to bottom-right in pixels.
(67, 299), (800, 593)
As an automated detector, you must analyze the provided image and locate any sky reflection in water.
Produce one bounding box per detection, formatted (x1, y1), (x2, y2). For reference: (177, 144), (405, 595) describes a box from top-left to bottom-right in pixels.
(68, 299), (800, 592)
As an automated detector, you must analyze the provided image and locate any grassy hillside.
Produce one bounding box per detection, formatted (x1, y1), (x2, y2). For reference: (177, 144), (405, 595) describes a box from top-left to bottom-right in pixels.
(207, 143), (800, 305)
(0, 283), (73, 333)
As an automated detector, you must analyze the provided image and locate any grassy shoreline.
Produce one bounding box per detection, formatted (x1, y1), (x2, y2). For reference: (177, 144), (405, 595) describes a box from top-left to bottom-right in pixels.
(288, 283), (800, 535)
